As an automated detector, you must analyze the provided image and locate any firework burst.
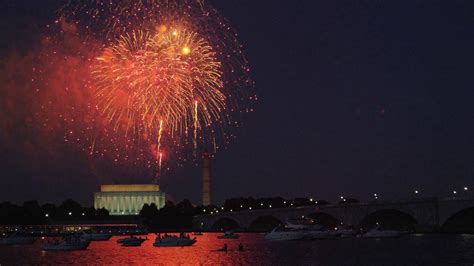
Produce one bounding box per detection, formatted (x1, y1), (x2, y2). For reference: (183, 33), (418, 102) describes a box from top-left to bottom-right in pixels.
(32, 0), (255, 176)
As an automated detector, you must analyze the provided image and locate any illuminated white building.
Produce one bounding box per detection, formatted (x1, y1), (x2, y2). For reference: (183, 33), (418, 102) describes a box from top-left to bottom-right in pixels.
(94, 184), (165, 215)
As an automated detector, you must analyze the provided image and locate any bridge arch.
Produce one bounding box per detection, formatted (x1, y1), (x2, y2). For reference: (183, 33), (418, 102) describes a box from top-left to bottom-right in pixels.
(248, 215), (283, 232)
(359, 209), (417, 230)
(443, 207), (474, 232)
(307, 212), (340, 227)
(211, 217), (240, 231)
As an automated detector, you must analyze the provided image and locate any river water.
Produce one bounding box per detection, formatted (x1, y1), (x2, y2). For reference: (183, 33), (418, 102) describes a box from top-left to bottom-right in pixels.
(0, 233), (473, 265)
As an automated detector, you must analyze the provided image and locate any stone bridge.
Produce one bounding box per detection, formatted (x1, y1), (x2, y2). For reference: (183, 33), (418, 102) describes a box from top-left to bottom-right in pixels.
(193, 197), (474, 231)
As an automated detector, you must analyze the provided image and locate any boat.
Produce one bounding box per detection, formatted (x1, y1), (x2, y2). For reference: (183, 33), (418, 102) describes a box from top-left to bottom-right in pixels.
(336, 228), (356, 238)
(43, 237), (90, 251)
(121, 238), (146, 247)
(287, 219), (337, 240)
(264, 226), (305, 241)
(0, 232), (37, 245)
(265, 218), (337, 241)
(217, 231), (239, 239)
(117, 236), (147, 246)
(153, 233), (197, 247)
(303, 229), (338, 240)
(362, 226), (403, 238)
(81, 231), (112, 241)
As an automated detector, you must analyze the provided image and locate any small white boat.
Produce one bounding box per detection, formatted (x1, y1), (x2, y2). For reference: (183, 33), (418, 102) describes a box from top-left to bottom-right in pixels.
(0, 232), (37, 245)
(81, 231), (112, 241)
(217, 231), (240, 239)
(153, 233), (196, 247)
(363, 226), (403, 238)
(336, 228), (356, 238)
(43, 238), (90, 251)
(303, 230), (337, 240)
(264, 226), (305, 241)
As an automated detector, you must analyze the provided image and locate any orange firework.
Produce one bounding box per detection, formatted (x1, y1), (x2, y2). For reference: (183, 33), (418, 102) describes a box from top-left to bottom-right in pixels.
(44, 0), (256, 173)
(92, 27), (225, 160)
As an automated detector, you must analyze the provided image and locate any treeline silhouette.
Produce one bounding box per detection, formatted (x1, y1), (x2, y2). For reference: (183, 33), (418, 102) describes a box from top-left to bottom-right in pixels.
(0, 200), (109, 225)
(0, 197), (334, 229)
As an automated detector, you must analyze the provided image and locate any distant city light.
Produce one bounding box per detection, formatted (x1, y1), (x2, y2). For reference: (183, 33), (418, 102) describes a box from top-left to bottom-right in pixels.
(415, 190), (419, 194)
(374, 193), (377, 197)
(221, 207), (224, 210)
(290, 203), (294, 206)
(45, 213), (49, 217)
(240, 205), (243, 208)
(216, 210), (219, 213)
(210, 211), (214, 214)
(230, 209), (233, 212)
(340, 196), (344, 200)
(453, 190), (457, 194)
(283, 201), (287, 204)
(309, 198), (313, 202)
(249, 207), (252, 210)
(260, 203), (263, 206)
(203, 209), (206, 212)
(464, 187), (468, 191)
(269, 205), (272, 208)
(82, 213), (85, 216)
(68, 212), (72, 216)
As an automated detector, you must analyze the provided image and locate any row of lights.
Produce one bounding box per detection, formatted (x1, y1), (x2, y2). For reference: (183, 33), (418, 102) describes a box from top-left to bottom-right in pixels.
(370, 186), (469, 200)
(204, 198), (323, 214)
(44, 212), (86, 217)
(205, 187), (471, 215)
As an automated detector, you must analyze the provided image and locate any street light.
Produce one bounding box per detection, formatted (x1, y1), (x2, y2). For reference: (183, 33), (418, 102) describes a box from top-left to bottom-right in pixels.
(453, 190), (457, 195)
(340, 196), (344, 200)
(68, 212), (72, 216)
(249, 207), (252, 210)
(45, 213), (49, 217)
(269, 205), (272, 208)
(464, 187), (468, 191)
(415, 190), (419, 194)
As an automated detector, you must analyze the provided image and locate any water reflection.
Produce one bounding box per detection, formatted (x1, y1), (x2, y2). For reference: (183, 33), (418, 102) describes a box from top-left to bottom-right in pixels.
(0, 233), (473, 265)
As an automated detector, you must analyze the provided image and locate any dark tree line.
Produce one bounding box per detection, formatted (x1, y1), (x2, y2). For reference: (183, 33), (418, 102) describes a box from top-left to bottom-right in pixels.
(0, 200), (109, 225)
(139, 200), (198, 230)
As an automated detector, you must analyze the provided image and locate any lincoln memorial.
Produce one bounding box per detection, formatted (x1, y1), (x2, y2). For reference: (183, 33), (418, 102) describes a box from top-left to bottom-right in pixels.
(94, 184), (166, 215)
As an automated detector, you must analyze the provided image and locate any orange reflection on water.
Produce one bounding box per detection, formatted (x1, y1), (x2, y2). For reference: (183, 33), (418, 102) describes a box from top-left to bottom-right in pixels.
(15, 233), (262, 265)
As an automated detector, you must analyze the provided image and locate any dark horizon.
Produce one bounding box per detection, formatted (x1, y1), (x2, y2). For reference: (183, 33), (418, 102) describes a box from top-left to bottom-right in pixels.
(0, 0), (473, 206)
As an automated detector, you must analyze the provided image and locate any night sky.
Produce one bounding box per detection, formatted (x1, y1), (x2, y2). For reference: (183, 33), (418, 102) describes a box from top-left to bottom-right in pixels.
(0, 0), (473, 206)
